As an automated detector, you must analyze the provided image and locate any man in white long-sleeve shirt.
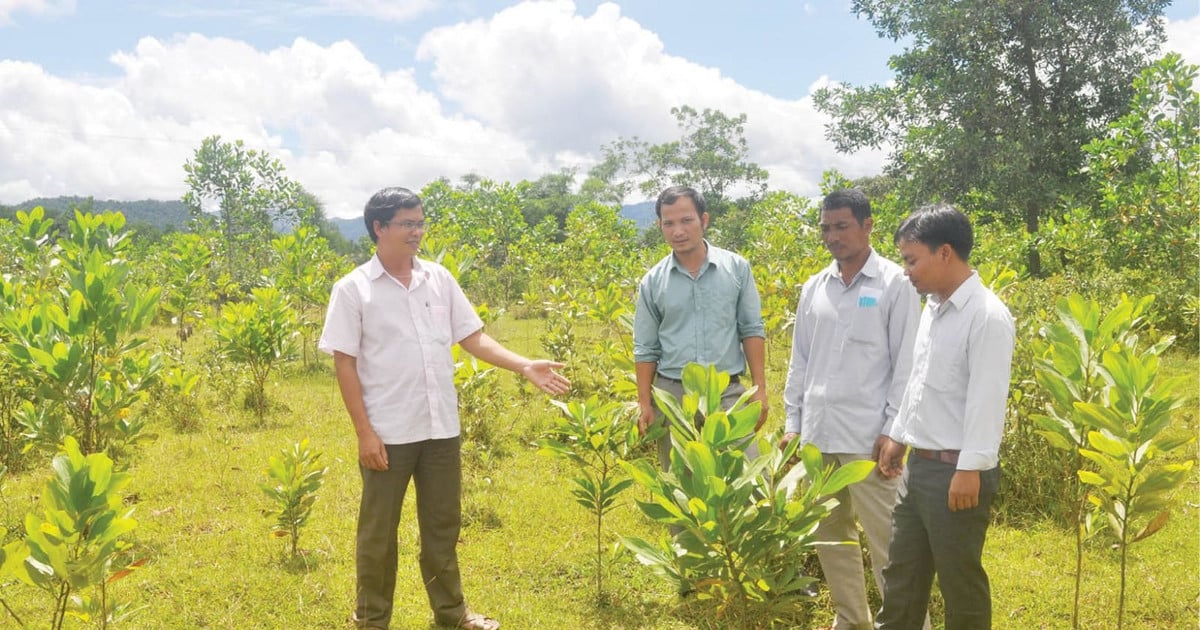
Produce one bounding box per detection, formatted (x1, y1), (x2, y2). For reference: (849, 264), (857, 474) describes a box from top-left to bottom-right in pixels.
(782, 189), (921, 630)
(876, 204), (1015, 630)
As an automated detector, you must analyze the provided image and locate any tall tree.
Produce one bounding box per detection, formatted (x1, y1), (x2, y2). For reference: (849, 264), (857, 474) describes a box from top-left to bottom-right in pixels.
(183, 136), (303, 290)
(814, 0), (1170, 275)
(585, 106), (769, 214)
(518, 167), (583, 240)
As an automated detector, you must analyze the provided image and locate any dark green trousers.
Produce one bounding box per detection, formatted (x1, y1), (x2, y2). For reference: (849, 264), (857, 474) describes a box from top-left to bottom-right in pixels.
(355, 436), (466, 629)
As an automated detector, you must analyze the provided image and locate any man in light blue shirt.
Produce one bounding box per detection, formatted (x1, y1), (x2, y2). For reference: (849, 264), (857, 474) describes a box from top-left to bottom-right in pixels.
(633, 185), (767, 468)
(782, 189), (924, 630)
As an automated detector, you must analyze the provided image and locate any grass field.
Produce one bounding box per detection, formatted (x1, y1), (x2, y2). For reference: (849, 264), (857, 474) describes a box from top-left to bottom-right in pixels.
(1, 322), (1196, 629)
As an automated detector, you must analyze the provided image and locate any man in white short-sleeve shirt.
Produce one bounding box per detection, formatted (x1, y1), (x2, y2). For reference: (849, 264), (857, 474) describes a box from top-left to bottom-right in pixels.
(320, 187), (569, 630)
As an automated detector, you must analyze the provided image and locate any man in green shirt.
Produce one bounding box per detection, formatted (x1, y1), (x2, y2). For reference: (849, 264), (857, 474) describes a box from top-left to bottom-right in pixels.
(632, 185), (768, 467)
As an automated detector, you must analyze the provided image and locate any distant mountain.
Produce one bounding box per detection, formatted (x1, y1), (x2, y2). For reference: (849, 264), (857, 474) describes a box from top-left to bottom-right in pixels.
(2, 196), (656, 240)
(620, 201), (655, 228)
(4, 196), (190, 230)
(331, 216), (368, 241)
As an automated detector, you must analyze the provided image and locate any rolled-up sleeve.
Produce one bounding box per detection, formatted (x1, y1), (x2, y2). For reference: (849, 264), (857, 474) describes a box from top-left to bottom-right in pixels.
(735, 260), (765, 340)
(632, 279), (662, 363)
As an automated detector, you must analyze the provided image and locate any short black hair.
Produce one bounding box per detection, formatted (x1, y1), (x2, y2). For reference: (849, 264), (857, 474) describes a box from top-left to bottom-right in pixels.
(893, 203), (974, 262)
(655, 185), (706, 218)
(821, 189), (871, 224)
(364, 187), (422, 243)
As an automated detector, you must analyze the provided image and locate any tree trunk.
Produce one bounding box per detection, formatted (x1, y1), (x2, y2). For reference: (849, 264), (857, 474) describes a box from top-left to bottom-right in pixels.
(1024, 200), (1042, 277)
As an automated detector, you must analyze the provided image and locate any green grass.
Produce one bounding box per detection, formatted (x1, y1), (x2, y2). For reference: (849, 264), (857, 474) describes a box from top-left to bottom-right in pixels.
(1, 329), (1196, 629)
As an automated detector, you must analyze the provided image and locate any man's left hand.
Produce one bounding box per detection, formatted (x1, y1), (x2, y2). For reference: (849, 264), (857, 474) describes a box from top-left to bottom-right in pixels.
(948, 470), (981, 511)
(522, 360), (570, 395)
(749, 386), (769, 431)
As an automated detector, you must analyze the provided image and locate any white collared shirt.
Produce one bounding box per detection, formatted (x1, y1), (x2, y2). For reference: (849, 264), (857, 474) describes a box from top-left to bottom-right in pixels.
(319, 255), (484, 445)
(783, 249), (920, 452)
(888, 272), (1015, 470)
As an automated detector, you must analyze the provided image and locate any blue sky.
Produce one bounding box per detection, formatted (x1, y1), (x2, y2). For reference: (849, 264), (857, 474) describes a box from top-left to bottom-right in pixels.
(1, 0), (1196, 218)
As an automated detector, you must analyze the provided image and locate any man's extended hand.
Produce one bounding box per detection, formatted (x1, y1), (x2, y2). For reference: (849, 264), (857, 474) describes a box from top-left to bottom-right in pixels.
(876, 436), (907, 478)
(948, 470), (981, 511)
(521, 360), (570, 395)
(358, 429), (388, 471)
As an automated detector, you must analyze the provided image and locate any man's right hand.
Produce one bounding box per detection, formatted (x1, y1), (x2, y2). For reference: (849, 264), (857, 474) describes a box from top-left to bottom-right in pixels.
(638, 402), (656, 435)
(358, 430), (388, 471)
(877, 436), (906, 479)
(779, 431), (799, 451)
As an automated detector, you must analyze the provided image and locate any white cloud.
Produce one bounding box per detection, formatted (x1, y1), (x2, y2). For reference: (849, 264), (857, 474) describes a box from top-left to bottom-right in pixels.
(313, 0), (436, 22)
(0, 0), (881, 218)
(0, 0), (74, 25)
(0, 34), (543, 218)
(416, 0), (882, 197)
(1165, 14), (1200, 66)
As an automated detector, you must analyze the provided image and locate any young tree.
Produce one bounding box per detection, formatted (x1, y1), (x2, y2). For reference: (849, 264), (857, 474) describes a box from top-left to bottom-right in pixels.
(1081, 54), (1199, 277)
(814, 0), (1170, 275)
(182, 136), (303, 291)
(419, 177), (527, 271)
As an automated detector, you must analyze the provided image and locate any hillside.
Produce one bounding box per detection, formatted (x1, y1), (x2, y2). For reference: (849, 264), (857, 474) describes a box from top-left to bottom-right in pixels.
(2, 196), (656, 239)
(3, 196), (190, 230)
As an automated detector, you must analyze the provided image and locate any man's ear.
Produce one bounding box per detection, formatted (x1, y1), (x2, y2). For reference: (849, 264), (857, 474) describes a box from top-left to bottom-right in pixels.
(700, 212), (710, 230)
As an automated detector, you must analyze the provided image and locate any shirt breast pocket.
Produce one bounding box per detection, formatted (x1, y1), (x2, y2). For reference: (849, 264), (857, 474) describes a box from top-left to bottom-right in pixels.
(924, 346), (966, 393)
(847, 306), (884, 346)
(428, 305), (453, 345)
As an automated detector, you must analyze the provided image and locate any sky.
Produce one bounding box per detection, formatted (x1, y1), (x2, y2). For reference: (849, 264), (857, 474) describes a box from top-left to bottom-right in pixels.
(1, 0), (1197, 219)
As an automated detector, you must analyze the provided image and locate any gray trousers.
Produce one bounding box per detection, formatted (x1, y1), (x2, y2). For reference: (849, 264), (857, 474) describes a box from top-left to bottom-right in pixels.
(651, 374), (751, 469)
(355, 436), (467, 629)
(876, 454), (1000, 630)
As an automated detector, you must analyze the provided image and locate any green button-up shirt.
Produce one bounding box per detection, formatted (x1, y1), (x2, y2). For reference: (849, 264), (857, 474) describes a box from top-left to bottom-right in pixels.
(633, 242), (765, 380)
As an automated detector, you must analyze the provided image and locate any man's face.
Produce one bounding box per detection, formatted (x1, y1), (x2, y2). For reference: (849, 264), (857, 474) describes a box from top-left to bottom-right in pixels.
(897, 237), (947, 297)
(658, 196), (709, 258)
(375, 206), (425, 256)
(819, 207), (872, 265)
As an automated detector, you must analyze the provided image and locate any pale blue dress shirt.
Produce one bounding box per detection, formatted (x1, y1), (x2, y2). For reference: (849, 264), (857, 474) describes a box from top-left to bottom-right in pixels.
(632, 241), (765, 380)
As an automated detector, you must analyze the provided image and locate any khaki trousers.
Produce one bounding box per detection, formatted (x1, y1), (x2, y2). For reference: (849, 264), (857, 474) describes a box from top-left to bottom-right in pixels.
(815, 452), (929, 630)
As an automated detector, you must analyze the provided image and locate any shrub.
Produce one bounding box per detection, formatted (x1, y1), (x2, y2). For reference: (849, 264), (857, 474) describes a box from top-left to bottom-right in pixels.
(260, 439), (328, 559)
(621, 364), (873, 628)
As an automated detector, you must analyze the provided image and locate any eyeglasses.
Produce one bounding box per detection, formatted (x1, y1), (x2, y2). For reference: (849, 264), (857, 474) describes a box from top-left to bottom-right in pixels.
(384, 220), (426, 230)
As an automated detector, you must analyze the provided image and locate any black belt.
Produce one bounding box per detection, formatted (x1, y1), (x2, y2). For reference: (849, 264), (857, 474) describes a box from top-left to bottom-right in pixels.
(656, 372), (742, 384)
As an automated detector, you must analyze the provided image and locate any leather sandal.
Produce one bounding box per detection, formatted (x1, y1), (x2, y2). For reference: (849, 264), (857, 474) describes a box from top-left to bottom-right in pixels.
(455, 611), (499, 630)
